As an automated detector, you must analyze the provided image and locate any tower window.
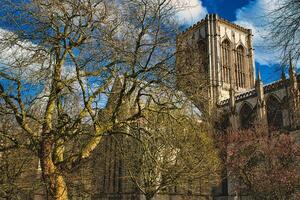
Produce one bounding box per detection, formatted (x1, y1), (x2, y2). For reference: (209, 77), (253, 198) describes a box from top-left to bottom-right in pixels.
(221, 40), (231, 84)
(236, 46), (245, 88)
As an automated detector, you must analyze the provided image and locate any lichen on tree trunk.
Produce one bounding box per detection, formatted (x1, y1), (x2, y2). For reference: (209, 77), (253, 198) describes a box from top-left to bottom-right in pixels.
(41, 138), (68, 200)
(53, 173), (68, 200)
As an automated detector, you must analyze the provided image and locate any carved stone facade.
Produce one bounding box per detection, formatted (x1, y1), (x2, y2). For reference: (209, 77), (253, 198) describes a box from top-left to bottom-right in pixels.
(218, 69), (300, 132)
(177, 13), (300, 199)
(215, 65), (300, 200)
(177, 14), (256, 111)
(91, 13), (300, 200)
(177, 13), (300, 131)
(7, 13), (299, 200)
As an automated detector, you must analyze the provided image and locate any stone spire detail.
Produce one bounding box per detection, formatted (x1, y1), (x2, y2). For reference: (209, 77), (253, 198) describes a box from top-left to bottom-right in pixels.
(229, 80), (238, 130)
(289, 57), (298, 91)
(255, 68), (267, 127)
(257, 68), (262, 82)
(255, 69), (264, 100)
(229, 85), (235, 111)
(288, 57), (300, 128)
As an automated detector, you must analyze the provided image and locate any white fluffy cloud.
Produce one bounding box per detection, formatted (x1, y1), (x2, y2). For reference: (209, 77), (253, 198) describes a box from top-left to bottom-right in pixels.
(234, 0), (280, 65)
(171, 0), (208, 25)
(0, 28), (51, 82)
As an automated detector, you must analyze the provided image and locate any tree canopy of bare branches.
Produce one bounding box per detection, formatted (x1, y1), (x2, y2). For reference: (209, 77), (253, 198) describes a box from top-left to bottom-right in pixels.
(0, 1), (214, 200)
(118, 104), (220, 200)
(218, 127), (300, 200)
(268, 0), (300, 64)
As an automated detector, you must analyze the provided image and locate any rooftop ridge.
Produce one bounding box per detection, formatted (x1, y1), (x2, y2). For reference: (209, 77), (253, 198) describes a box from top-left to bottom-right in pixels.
(217, 74), (300, 107)
(217, 15), (251, 33)
(178, 13), (251, 37)
(179, 18), (206, 36)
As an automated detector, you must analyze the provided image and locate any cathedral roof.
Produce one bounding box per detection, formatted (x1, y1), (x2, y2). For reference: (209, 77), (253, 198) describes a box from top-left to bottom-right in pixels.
(218, 74), (300, 107)
(178, 14), (251, 38)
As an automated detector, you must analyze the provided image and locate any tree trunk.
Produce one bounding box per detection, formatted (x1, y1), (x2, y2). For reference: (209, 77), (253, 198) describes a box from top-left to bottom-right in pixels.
(145, 194), (154, 200)
(40, 138), (68, 200)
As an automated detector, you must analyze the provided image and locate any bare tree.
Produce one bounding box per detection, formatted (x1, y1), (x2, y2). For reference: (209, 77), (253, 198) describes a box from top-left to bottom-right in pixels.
(0, 114), (42, 200)
(268, 0), (300, 64)
(176, 35), (210, 116)
(218, 126), (300, 200)
(117, 101), (221, 200)
(0, 0), (192, 199)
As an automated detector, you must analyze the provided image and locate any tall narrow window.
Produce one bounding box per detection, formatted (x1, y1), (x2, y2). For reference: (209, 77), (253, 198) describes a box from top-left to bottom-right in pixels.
(221, 40), (231, 84)
(236, 46), (245, 88)
(266, 95), (283, 129)
(240, 103), (255, 129)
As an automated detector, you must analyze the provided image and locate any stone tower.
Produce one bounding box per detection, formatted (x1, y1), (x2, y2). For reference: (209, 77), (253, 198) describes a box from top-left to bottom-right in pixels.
(177, 14), (256, 110)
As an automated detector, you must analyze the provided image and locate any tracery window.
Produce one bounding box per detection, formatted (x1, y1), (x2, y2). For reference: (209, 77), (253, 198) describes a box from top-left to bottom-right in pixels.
(221, 40), (231, 84)
(266, 95), (283, 129)
(240, 103), (255, 129)
(236, 46), (245, 88)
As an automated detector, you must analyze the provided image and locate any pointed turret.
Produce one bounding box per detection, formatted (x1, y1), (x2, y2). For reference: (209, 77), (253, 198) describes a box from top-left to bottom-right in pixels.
(288, 56), (300, 128)
(228, 80), (238, 130)
(229, 79), (235, 110)
(289, 57), (298, 90)
(255, 68), (267, 127)
(255, 69), (264, 100)
(107, 77), (124, 109)
(281, 67), (286, 81)
(257, 68), (262, 82)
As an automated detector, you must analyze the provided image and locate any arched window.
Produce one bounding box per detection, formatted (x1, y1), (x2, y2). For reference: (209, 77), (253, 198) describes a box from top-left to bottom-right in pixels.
(236, 46), (245, 88)
(197, 40), (207, 72)
(240, 103), (255, 129)
(266, 95), (283, 129)
(221, 40), (231, 84)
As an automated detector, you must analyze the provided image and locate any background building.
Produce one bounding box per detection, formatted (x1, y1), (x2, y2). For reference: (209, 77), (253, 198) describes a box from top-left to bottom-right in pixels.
(176, 14), (256, 111)
(2, 13), (299, 200)
(177, 13), (300, 199)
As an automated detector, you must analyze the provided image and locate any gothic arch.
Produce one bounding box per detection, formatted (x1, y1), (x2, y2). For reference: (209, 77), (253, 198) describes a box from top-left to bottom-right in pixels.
(221, 39), (232, 84)
(235, 45), (246, 88)
(221, 32), (232, 44)
(266, 94), (283, 129)
(235, 40), (247, 50)
(239, 102), (255, 129)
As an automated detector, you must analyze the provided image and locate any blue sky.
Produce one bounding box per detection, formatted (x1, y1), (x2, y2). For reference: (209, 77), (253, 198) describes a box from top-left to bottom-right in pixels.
(202, 0), (250, 21)
(0, 0), (295, 84)
(202, 0), (283, 84)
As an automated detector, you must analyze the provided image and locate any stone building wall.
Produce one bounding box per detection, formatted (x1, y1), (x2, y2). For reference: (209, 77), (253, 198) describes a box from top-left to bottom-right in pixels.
(176, 14), (255, 109)
(2, 13), (299, 200)
(176, 13), (300, 200)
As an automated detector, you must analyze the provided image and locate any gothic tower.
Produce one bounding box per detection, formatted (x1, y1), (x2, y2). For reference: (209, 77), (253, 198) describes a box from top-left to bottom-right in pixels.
(177, 14), (255, 110)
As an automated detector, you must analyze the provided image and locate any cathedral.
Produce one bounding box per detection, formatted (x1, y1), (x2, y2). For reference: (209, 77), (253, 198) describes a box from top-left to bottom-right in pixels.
(2, 14), (299, 200)
(176, 13), (300, 132)
(176, 13), (300, 199)
(89, 14), (300, 200)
